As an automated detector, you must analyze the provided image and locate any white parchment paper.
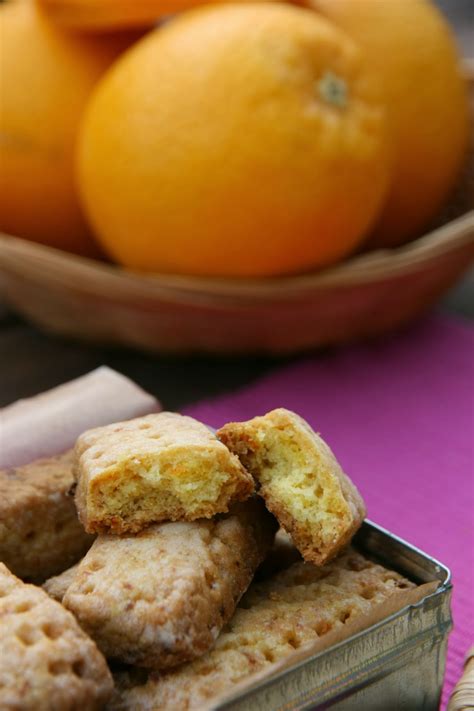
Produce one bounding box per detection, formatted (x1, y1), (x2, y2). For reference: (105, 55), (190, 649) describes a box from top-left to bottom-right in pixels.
(0, 366), (160, 468)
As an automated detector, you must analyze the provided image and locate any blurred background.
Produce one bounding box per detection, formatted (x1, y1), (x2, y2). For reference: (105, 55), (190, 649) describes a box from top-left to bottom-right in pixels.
(436, 0), (473, 316)
(0, 0), (473, 408)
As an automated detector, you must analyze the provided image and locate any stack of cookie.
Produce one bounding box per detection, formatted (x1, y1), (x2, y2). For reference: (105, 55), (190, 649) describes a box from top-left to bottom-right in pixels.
(0, 408), (419, 710)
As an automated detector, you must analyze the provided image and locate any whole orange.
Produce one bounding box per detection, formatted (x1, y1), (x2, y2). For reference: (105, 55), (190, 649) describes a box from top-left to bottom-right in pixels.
(37, 0), (276, 31)
(0, 0), (138, 256)
(303, 0), (469, 248)
(78, 3), (390, 278)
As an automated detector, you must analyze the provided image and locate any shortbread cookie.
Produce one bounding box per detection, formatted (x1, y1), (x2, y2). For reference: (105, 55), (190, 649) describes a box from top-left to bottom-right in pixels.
(0, 563), (113, 710)
(74, 412), (254, 534)
(43, 563), (80, 602)
(109, 549), (422, 711)
(218, 409), (366, 565)
(63, 498), (277, 669)
(0, 452), (94, 582)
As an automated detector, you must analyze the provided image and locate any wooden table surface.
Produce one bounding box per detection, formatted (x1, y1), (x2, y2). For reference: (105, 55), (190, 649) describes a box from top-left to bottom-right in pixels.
(1, 0), (472, 411)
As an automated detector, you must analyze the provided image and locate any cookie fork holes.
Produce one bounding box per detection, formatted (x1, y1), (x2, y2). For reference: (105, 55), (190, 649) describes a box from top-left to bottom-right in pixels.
(88, 561), (104, 572)
(395, 580), (411, 590)
(72, 660), (86, 678)
(285, 633), (300, 649)
(49, 660), (70, 675)
(314, 620), (332, 636)
(16, 625), (41, 646)
(262, 648), (275, 663)
(339, 608), (353, 624)
(42, 623), (62, 640)
(15, 601), (34, 613)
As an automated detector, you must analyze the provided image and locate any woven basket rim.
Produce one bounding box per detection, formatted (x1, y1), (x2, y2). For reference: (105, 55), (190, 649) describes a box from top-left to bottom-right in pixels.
(1, 210), (473, 301)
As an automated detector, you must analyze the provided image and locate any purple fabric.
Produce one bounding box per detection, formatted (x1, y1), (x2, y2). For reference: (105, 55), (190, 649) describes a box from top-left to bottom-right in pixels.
(184, 314), (474, 709)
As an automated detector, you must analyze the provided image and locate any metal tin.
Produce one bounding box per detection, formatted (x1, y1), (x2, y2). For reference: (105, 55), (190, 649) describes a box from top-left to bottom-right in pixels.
(213, 520), (452, 711)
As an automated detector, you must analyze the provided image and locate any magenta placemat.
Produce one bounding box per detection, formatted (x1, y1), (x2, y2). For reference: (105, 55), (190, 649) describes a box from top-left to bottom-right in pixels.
(184, 314), (474, 709)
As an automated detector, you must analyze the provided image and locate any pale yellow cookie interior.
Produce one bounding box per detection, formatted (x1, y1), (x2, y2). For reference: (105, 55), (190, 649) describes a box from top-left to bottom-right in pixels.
(246, 427), (352, 548)
(218, 409), (365, 565)
(91, 449), (250, 528)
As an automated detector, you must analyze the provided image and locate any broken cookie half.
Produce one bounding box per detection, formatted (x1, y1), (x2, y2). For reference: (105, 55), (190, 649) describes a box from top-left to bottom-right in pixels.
(218, 408), (366, 565)
(74, 412), (254, 535)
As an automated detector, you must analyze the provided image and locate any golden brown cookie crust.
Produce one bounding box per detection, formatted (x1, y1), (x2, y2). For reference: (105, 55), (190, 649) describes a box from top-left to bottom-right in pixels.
(0, 451), (94, 582)
(74, 412), (254, 534)
(218, 408), (366, 565)
(63, 497), (277, 669)
(109, 549), (416, 711)
(0, 562), (113, 710)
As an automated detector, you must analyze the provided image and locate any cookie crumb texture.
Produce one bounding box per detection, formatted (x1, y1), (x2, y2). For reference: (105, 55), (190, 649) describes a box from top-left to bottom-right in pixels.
(63, 498), (277, 669)
(218, 408), (366, 565)
(110, 549), (414, 710)
(0, 451), (94, 582)
(74, 412), (254, 534)
(0, 562), (113, 710)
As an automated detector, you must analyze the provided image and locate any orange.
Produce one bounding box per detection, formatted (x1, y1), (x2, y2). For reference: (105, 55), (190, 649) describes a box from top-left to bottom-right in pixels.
(78, 3), (390, 278)
(302, 0), (469, 248)
(0, 0), (139, 256)
(37, 0), (277, 31)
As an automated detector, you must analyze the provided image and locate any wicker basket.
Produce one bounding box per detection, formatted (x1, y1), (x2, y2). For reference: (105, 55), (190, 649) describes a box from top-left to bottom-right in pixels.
(0, 72), (473, 355)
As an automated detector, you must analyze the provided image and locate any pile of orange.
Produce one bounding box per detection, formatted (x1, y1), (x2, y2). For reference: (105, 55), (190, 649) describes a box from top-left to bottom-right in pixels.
(0, 0), (139, 256)
(0, 0), (469, 276)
